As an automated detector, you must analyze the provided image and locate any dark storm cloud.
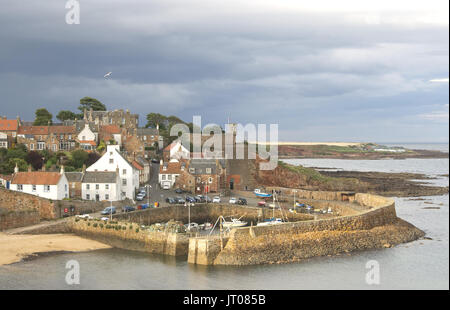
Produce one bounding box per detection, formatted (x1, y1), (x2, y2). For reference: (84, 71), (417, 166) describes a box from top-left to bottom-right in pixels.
(0, 0), (448, 142)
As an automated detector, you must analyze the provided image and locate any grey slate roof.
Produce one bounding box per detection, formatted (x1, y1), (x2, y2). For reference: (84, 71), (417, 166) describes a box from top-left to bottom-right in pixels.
(82, 171), (117, 184)
(65, 172), (83, 182)
(188, 159), (218, 175)
(136, 128), (159, 136)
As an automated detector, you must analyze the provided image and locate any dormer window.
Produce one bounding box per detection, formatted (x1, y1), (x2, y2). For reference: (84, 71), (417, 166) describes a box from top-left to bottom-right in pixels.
(206, 168), (212, 174)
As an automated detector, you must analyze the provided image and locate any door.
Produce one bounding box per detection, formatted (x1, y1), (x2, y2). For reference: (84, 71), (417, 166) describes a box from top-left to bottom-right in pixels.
(95, 194), (100, 201)
(229, 178), (234, 190)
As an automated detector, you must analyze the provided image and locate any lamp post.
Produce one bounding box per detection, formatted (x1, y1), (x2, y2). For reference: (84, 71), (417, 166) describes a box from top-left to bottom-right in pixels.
(293, 189), (298, 209)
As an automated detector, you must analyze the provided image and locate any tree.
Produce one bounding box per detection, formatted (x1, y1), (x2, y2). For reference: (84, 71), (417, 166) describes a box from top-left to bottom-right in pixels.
(56, 110), (77, 122)
(26, 151), (44, 171)
(70, 149), (89, 169)
(86, 152), (101, 167)
(33, 108), (53, 126)
(145, 113), (167, 129)
(78, 97), (106, 113)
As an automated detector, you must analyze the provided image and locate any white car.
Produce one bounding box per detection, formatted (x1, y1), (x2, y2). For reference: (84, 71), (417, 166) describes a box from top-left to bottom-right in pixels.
(185, 222), (199, 232)
(213, 196), (221, 203)
(76, 214), (92, 219)
(229, 197), (237, 204)
(100, 217), (109, 221)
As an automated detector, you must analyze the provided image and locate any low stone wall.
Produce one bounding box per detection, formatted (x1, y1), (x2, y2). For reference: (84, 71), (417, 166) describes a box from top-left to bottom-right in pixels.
(70, 219), (189, 256)
(188, 190), (424, 265)
(0, 209), (40, 231)
(0, 188), (55, 219)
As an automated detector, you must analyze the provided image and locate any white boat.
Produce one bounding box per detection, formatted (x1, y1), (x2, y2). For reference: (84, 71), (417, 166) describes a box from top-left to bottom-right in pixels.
(257, 218), (284, 226)
(222, 218), (248, 228)
(254, 188), (272, 198)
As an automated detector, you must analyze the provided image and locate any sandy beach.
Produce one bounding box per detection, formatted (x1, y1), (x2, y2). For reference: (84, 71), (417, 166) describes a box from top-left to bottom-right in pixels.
(0, 233), (111, 266)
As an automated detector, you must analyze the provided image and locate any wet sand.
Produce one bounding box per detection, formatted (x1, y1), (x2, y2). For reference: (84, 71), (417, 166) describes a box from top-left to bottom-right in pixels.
(0, 233), (111, 266)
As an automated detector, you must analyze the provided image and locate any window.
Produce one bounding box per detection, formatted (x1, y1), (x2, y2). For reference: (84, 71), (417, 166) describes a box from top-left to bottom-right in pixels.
(60, 135), (64, 140)
(86, 184), (90, 190)
(105, 184), (109, 190)
(17, 185), (23, 191)
(189, 168), (195, 174)
(53, 144), (57, 151)
(32, 185), (36, 192)
(30, 144), (34, 150)
(72, 183), (75, 189)
(143, 136), (147, 141)
(86, 194), (90, 200)
(123, 169), (127, 175)
(68, 135), (72, 140)
(206, 168), (212, 174)
(122, 179), (127, 186)
(209, 177), (213, 183)
(105, 194), (109, 200)
(162, 175), (166, 180)
(44, 185), (50, 192)
(65, 184), (68, 192)
(96, 184), (99, 190)
(168, 175), (172, 180)
(109, 159), (114, 164)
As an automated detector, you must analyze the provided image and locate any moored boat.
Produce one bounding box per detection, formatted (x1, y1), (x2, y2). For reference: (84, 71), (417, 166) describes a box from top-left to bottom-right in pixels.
(222, 218), (248, 228)
(254, 188), (272, 198)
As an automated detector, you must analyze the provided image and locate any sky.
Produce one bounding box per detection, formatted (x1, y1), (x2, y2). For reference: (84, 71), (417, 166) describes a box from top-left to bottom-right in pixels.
(0, 0), (448, 143)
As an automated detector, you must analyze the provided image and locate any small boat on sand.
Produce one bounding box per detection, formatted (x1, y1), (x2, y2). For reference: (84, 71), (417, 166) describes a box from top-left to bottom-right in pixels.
(254, 189), (272, 198)
(222, 218), (248, 228)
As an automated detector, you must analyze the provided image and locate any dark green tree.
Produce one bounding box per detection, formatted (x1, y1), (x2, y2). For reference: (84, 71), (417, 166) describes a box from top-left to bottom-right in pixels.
(26, 151), (44, 171)
(78, 97), (106, 113)
(56, 110), (77, 122)
(145, 113), (167, 129)
(70, 149), (89, 169)
(33, 108), (53, 126)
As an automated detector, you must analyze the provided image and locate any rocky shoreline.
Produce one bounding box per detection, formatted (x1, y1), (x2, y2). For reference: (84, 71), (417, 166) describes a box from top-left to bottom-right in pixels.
(320, 170), (449, 197)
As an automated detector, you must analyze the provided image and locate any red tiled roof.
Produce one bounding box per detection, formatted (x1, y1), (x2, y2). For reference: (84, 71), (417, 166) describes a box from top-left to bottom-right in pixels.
(49, 126), (76, 134)
(132, 161), (144, 170)
(18, 126), (49, 135)
(79, 140), (97, 146)
(11, 172), (62, 185)
(159, 162), (182, 174)
(0, 119), (18, 132)
(100, 125), (121, 135)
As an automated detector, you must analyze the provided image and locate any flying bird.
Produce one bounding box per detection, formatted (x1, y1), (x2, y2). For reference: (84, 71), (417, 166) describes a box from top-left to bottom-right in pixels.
(104, 72), (112, 78)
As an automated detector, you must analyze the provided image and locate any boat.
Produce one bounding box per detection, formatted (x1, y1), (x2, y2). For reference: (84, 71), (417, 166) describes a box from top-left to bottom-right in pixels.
(199, 222), (213, 230)
(257, 218), (284, 226)
(222, 218), (248, 228)
(254, 188), (272, 198)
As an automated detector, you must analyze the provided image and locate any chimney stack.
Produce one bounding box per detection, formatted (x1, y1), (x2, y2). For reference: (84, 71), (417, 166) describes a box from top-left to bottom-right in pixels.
(14, 163), (19, 174)
(82, 164), (86, 173)
(28, 165), (32, 172)
(60, 165), (65, 174)
(42, 165), (46, 172)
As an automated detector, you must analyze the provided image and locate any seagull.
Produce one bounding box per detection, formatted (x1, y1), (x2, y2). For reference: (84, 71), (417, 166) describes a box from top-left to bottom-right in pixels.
(104, 72), (112, 78)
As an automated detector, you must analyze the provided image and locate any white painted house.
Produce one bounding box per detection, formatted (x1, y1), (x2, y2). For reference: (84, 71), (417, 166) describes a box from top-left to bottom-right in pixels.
(158, 160), (183, 189)
(81, 171), (120, 202)
(0, 132), (8, 149)
(86, 145), (139, 200)
(78, 123), (97, 150)
(10, 166), (69, 200)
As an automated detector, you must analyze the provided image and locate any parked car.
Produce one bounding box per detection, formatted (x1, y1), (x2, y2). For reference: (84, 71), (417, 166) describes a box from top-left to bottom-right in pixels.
(195, 195), (205, 202)
(175, 188), (184, 194)
(101, 207), (116, 215)
(137, 204), (150, 210)
(237, 198), (247, 205)
(229, 197), (237, 204)
(185, 196), (196, 203)
(122, 206), (135, 212)
(257, 201), (266, 207)
(162, 183), (170, 190)
(76, 214), (92, 219)
(175, 197), (185, 204)
(212, 196), (221, 203)
(184, 222), (199, 232)
(136, 193), (145, 201)
(166, 197), (177, 204)
(151, 158), (159, 163)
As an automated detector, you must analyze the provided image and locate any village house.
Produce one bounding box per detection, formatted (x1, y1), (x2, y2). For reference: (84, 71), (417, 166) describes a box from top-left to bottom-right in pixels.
(83, 109), (138, 135)
(184, 159), (225, 194)
(132, 156), (150, 185)
(85, 145), (139, 200)
(17, 126), (50, 151)
(77, 123), (98, 151)
(99, 125), (122, 146)
(158, 160), (184, 189)
(49, 126), (77, 151)
(136, 127), (160, 149)
(0, 132), (8, 149)
(163, 139), (190, 162)
(65, 171), (84, 199)
(0, 174), (12, 189)
(0, 117), (19, 138)
(9, 165), (69, 200)
(81, 170), (120, 202)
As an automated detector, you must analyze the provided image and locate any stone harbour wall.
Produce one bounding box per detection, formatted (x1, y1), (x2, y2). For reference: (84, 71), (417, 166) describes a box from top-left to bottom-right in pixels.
(188, 191), (425, 265)
(70, 219), (189, 256)
(0, 209), (40, 231)
(0, 188), (55, 220)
